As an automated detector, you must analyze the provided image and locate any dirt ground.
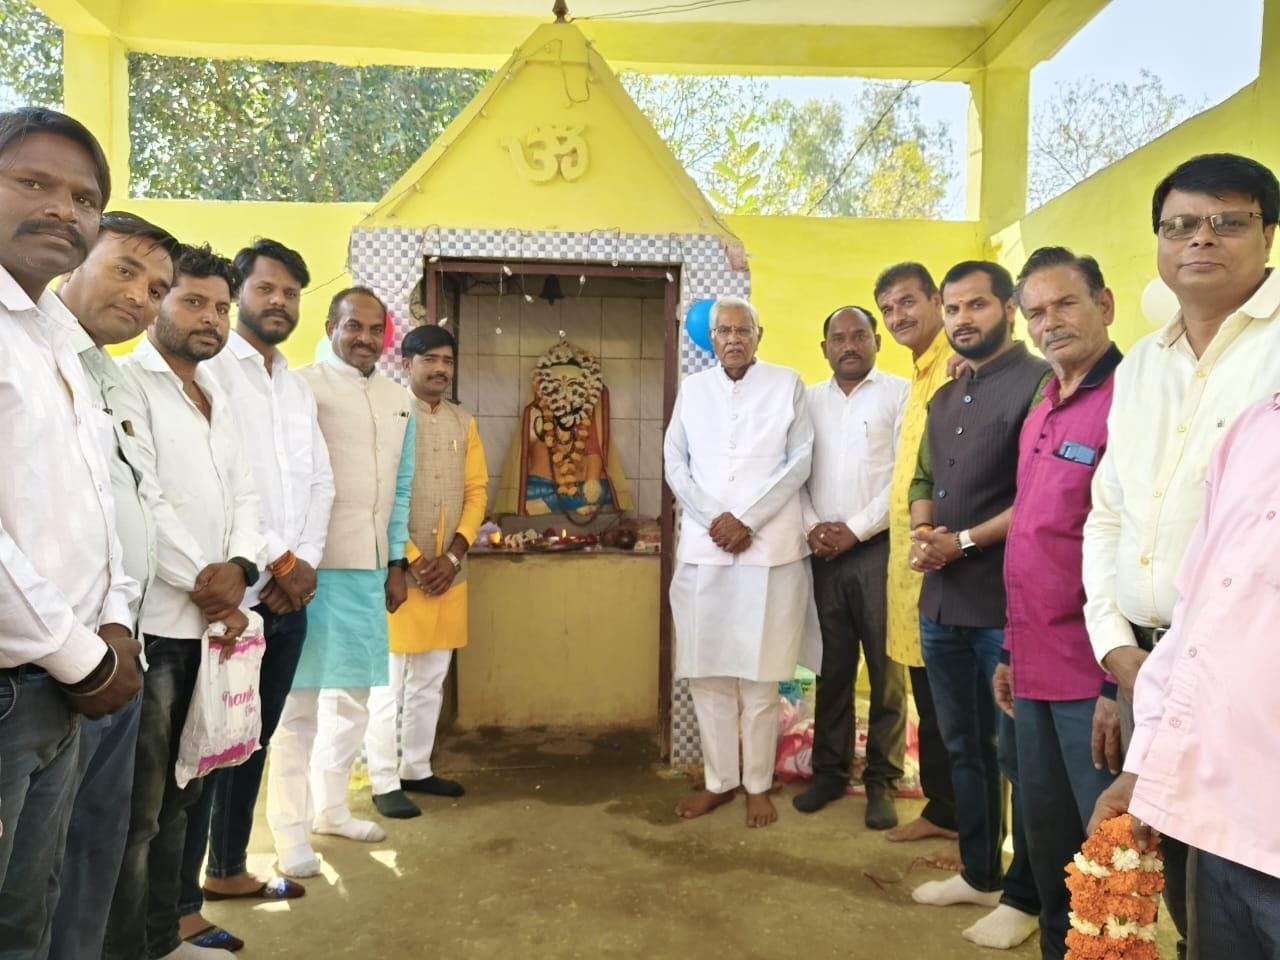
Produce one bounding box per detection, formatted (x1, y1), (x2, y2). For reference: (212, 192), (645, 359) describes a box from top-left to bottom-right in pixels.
(202, 727), (1172, 959)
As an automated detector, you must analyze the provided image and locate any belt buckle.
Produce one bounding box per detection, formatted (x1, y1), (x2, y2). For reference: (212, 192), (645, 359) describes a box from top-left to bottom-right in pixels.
(1151, 626), (1169, 646)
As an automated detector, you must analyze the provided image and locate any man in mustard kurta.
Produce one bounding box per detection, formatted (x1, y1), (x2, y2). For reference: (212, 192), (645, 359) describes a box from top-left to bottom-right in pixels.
(365, 325), (488, 819)
(875, 262), (962, 868)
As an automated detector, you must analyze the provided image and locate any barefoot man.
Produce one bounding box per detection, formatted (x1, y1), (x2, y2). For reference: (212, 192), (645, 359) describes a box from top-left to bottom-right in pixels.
(875, 263), (961, 868)
(664, 296), (818, 828)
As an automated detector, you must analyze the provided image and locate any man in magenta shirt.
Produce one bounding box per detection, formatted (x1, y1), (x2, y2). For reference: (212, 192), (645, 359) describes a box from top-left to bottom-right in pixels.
(1092, 391), (1280, 958)
(994, 247), (1124, 959)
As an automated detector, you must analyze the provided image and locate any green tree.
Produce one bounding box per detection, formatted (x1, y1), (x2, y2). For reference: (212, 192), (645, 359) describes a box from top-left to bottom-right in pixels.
(128, 56), (491, 202)
(0, 0), (62, 111)
(1029, 70), (1198, 209)
(622, 73), (954, 218)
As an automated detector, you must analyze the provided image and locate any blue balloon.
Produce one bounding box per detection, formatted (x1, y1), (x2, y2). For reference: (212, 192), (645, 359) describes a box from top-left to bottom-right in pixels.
(685, 299), (715, 353)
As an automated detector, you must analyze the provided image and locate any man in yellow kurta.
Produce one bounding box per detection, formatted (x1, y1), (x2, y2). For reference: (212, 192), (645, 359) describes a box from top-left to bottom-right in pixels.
(365, 324), (488, 819)
(875, 263), (962, 868)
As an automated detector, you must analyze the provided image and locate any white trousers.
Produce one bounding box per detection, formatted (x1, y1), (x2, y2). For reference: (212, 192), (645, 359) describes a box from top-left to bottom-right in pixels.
(688, 676), (779, 795)
(365, 650), (452, 796)
(265, 687), (370, 861)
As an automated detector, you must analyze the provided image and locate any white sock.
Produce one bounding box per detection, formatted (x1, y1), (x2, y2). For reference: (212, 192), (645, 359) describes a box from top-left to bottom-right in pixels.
(277, 844), (321, 878)
(313, 817), (386, 843)
(159, 942), (235, 959)
(911, 873), (1002, 907)
(962, 904), (1040, 949)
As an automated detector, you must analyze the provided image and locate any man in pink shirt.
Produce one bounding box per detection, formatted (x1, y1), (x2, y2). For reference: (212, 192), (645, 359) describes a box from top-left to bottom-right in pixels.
(996, 247), (1123, 959)
(1091, 393), (1280, 958)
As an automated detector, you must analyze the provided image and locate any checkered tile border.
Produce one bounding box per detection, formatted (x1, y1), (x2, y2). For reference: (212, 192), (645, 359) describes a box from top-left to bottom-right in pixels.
(348, 226), (748, 767)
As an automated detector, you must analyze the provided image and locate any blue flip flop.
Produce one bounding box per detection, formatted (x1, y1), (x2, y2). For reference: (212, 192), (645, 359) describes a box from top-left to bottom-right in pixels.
(186, 925), (245, 952)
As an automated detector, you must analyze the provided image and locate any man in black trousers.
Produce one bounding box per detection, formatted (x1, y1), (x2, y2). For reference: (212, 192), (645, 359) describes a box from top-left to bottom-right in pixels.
(794, 306), (909, 827)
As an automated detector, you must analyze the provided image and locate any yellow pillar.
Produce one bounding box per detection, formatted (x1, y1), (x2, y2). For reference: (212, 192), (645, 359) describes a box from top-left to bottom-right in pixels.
(60, 31), (130, 203)
(966, 67), (1030, 237)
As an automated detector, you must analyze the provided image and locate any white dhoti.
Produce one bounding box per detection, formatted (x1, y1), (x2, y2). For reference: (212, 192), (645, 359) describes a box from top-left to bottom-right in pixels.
(365, 650), (452, 795)
(671, 558), (820, 795)
(671, 559), (820, 681)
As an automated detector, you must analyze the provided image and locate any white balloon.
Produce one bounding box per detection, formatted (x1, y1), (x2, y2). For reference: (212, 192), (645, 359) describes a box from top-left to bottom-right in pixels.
(1140, 278), (1180, 327)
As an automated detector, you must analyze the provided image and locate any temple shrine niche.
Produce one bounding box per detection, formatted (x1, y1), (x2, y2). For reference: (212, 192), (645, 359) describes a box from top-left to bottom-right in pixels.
(345, 13), (749, 768)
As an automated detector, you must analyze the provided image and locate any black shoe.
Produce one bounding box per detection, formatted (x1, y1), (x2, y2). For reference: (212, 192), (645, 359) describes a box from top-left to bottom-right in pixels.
(372, 789), (421, 819)
(401, 775), (466, 798)
(864, 784), (899, 830)
(792, 778), (847, 814)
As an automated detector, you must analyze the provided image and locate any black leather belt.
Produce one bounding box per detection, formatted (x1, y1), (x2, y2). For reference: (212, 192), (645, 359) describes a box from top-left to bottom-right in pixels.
(1128, 623), (1169, 652)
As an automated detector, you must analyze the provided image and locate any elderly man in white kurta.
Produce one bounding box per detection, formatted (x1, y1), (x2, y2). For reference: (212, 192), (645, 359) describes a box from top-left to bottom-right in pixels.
(664, 296), (818, 828)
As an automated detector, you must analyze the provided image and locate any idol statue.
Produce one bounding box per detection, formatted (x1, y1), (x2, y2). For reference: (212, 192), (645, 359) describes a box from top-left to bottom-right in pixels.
(495, 339), (632, 518)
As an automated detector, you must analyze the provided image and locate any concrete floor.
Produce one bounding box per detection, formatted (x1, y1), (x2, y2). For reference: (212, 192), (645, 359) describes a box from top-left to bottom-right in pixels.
(202, 727), (1118, 959)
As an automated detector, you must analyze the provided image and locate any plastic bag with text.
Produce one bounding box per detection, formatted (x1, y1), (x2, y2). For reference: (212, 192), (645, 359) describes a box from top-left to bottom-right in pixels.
(174, 611), (266, 789)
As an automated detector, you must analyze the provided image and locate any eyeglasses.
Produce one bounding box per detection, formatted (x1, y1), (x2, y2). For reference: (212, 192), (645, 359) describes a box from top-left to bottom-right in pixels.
(1158, 210), (1263, 240)
(713, 325), (756, 339)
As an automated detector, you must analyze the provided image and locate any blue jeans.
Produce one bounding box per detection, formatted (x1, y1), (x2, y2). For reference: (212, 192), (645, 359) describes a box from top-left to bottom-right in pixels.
(1014, 697), (1116, 959)
(1196, 850), (1280, 959)
(104, 636), (204, 960)
(49, 691), (144, 960)
(920, 616), (1039, 913)
(179, 607), (307, 916)
(0, 670), (80, 960)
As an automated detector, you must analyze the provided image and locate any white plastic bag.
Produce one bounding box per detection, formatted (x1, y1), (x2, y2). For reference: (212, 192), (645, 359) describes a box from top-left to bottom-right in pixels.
(174, 610), (266, 789)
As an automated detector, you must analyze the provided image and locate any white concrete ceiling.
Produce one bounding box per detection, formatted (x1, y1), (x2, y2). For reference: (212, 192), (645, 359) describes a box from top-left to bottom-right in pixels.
(254, 0), (1012, 28)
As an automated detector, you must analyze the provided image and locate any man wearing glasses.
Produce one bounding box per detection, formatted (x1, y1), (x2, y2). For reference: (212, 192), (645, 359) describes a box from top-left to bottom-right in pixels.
(1083, 152), (1280, 958)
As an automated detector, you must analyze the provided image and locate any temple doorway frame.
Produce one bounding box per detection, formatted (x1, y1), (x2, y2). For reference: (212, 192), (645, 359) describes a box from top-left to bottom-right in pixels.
(423, 257), (682, 760)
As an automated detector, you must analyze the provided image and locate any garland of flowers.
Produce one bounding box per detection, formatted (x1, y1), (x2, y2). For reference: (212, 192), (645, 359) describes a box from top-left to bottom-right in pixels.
(533, 341), (604, 496)
(1064, 814), (1164, 959)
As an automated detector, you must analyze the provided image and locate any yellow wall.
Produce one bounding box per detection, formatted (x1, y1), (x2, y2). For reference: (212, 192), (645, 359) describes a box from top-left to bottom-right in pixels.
(990, 80), (1277, 351)
(729, 216), (984, 383)
(459, 553), (661, 729)
(114, 198), (988, 375)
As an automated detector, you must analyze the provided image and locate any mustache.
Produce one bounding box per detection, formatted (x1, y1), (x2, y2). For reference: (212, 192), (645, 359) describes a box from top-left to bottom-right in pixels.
(16, 219), (86, 252)
(1041, 331), (1074, 347)
(839, 352), (863, 362)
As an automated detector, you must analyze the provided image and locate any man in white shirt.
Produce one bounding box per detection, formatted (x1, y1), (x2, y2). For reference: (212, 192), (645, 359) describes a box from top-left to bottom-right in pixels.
(51, 210), (180, 960)
(1083, 153), (1280, 959)
(104, 245), (265, 960)
(794, 306), (909, 829)
(664, 296), (817, 829)
(176, 240), (333, 949)
(0, 106), (142, 959)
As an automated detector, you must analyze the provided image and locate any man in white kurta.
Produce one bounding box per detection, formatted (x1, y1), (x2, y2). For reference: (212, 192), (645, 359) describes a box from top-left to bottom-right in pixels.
(664, 296), (817, 828)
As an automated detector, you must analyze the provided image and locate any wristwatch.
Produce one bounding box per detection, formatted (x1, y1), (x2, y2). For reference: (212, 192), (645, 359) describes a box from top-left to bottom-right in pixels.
(389, 558), (409, 571)
(445, 551), (462, 572)
(956, 529), (982, 558)
(228, 556), (260, 585)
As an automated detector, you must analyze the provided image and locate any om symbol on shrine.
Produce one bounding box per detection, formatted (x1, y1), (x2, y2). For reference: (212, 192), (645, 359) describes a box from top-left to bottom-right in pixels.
(505, 124), (588, 183)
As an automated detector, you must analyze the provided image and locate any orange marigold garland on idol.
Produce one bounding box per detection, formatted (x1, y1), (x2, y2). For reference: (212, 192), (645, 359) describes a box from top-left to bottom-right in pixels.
(532, 341), (604, 497)
(1064, 814), (1164, 959)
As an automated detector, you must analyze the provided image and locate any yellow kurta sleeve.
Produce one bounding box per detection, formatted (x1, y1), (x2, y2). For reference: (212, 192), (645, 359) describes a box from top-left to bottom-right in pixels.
(458, 418), (489, 546)
(404, 540), (423, 564)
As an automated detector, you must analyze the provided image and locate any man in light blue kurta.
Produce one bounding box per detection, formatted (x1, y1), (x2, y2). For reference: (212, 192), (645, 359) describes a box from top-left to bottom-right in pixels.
(266, 287), (414, 878)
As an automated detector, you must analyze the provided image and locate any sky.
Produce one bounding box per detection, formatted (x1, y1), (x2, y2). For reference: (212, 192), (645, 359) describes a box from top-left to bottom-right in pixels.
(765, 0), (1265, 218)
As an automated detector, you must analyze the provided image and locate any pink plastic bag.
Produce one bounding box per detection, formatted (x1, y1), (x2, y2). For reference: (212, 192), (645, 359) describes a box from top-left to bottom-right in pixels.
(774, 697), (815, 782)
(174, 611), (266, 789)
